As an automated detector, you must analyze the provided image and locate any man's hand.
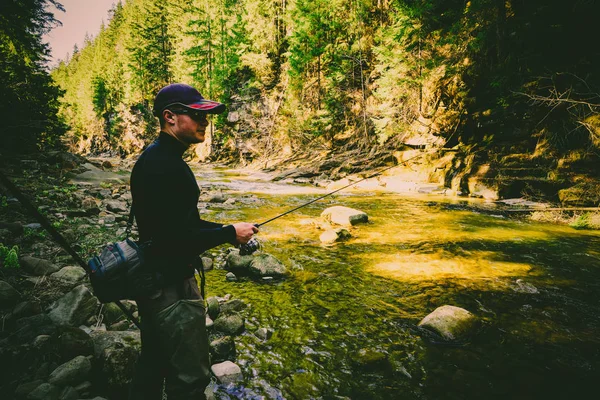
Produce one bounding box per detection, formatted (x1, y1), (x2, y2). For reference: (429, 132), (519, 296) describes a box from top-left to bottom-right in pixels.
(232, 223), (259, 244)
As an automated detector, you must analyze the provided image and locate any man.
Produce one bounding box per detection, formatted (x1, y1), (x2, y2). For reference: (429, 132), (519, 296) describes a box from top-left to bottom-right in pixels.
(129, 83), (258, 400)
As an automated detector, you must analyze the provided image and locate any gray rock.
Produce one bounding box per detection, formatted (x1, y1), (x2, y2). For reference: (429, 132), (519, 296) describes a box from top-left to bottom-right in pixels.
(211, 361), (242, 384)
(321, 206), (368, 226)
(0, 221), (23, 235)
(213, 315), (244, 335)
(20, 256), (60, 276)
(201, 256), (214, 271)
(0, 228), (11, 242)
(207, 192), (226, 203)
(47, 285), (98, 327)
(80, 197), (99, 211)
(105, 200), (127, 213)
(418, 305), (478, 341)
(225, 249), (254, 270)
(48, 355), (91, 386)
(255, 327), (273, 341)
(225, 272), (237, 282)
(220, 299), (247, 315)
(206, 297), (220, 320)
(14, 379), (44, 399)
(15, 314), (56, 343)
(101, 302), (127, 326)
(50, 266), (86, 284)
(12, 300), (42, 320)
(54, 326), (94, 362)
(32, 334), (52, 350)
(24, 223), (42, 229)
(210, 336), (236, 363)
(100, 343), (139, 398)
(249, 253), (288, 278)
(27, 382), (60, 400)
(0, 280), (20, 306)
(73, 381), (92, 396)
(90, 330), (141, 358)
(319, 228), (351, 244)
(59, 386), (78, 400)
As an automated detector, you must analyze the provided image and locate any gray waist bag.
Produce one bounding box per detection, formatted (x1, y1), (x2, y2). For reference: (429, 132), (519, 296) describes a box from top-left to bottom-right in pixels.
(88, 239), (160, 303)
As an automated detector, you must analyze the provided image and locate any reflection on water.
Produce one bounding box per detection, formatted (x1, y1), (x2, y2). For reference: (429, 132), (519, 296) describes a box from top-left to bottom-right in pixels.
(194, 166), (600, 400)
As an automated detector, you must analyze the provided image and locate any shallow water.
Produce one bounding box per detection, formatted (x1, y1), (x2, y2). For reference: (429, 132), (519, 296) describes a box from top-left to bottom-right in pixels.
(194, 166), (600, 400)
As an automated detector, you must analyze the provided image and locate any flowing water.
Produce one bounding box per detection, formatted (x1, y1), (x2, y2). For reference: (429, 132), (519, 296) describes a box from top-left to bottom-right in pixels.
(192, 166), (600, 400)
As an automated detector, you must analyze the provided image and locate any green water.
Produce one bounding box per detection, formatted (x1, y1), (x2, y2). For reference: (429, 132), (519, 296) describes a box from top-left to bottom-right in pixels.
(196, 167), (600, 400)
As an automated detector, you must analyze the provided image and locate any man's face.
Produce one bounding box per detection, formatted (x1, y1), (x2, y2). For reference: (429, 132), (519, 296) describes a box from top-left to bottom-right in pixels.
(169, 108), (209, 145)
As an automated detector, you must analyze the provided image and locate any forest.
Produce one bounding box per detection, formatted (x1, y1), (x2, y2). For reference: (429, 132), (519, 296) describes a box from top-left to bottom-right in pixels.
(3, 0), (599, 178)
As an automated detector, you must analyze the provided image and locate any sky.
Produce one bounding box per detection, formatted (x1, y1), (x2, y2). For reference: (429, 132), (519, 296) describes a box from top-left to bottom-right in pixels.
(43, 0), (117, 66)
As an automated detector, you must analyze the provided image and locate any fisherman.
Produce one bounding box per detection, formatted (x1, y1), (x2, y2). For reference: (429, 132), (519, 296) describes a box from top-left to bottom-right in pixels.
(128, 83), (258, 400)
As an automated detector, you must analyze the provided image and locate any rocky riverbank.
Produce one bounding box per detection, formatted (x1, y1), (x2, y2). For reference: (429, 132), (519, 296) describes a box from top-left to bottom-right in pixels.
(1, 149), (598, 399)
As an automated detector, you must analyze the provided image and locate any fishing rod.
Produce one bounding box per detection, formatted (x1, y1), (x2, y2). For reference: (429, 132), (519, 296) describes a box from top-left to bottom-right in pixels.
(239, 148), (436, 254)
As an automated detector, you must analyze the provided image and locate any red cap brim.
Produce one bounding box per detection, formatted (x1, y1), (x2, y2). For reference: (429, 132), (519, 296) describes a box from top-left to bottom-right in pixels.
(187, 100), (226, 114)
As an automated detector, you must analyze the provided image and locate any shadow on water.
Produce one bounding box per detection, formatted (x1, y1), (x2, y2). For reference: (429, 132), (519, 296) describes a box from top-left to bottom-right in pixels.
(197, 168), (600, 400)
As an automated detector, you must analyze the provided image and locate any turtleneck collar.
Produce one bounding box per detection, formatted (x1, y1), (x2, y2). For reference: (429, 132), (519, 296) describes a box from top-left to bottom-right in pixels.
(157, 131), (188, 158)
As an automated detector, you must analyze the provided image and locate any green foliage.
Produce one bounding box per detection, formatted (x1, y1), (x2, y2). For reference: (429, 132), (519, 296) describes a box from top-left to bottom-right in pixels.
(0, 244), (20, 269)
(570, 213), (591, 230)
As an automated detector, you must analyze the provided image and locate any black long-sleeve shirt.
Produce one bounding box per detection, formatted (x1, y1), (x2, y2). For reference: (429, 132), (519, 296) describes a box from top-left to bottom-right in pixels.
(130, 131), (235, 279)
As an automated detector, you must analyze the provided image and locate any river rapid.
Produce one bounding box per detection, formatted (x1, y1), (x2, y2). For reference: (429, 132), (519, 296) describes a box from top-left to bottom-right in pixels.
(191, 166), (600, 400)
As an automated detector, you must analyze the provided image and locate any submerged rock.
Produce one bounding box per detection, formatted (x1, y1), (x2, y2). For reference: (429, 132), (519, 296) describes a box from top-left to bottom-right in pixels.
(418, 305), (478, 341)
(321, 206), (368, 226)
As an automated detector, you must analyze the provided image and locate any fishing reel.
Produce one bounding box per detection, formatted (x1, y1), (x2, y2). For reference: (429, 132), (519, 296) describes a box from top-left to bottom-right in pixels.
(239, 237), (261, 255)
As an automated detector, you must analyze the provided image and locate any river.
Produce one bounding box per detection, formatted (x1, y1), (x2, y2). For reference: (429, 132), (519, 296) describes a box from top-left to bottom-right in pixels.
(191, 166), (599, 400)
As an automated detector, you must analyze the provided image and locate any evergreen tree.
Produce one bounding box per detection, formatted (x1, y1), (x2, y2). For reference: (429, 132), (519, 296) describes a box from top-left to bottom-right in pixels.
(0, 0), (66, 152)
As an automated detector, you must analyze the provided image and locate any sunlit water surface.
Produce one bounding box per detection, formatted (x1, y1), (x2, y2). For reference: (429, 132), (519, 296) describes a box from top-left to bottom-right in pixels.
(192, 166), (600, 400)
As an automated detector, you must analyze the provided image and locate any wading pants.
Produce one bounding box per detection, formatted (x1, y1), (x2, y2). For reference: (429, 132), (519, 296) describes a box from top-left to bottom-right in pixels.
(129, 276), (211, 400)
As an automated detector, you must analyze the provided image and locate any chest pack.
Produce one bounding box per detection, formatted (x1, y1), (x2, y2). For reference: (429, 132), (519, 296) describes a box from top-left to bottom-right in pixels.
(87, 208), (161, 303)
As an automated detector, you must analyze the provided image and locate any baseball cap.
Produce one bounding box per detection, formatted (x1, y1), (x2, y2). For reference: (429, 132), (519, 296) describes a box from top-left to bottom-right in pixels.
(153, 83), (226, 116)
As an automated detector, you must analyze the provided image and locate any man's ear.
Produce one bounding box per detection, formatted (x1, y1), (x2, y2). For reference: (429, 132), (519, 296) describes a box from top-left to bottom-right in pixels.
(162, 109), (176, 125)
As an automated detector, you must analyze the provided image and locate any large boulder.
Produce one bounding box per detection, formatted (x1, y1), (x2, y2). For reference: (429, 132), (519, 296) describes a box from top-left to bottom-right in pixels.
(211, 361), (242, 384)
(225, 249), (254, 270)
(47, 285), (98, 327)
(418, 305), (478, 341)
(0, 280), (20, 306)
(19, 256), (60, 276)
(48, 355), (91, 386)
(321, 206), (368, 226)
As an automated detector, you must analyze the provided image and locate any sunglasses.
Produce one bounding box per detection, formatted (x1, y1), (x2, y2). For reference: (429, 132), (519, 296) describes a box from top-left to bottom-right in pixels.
(168, 107), (208, 121)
